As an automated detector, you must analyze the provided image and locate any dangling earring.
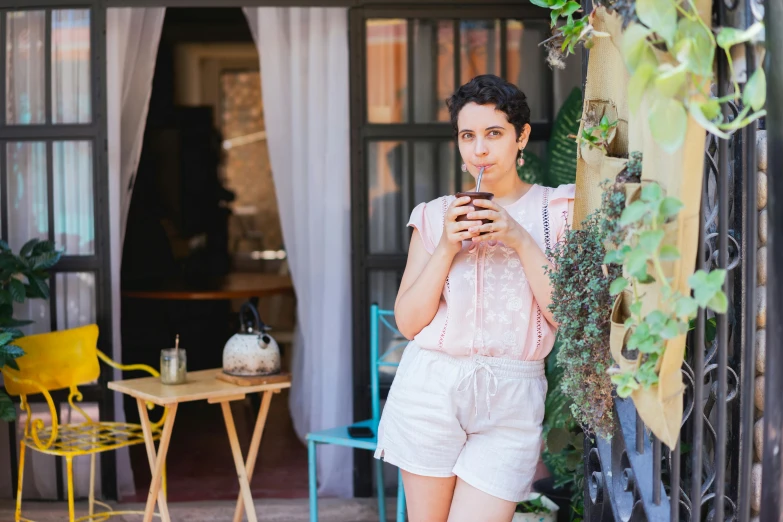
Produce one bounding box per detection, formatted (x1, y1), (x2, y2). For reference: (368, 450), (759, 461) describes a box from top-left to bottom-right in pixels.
(461, 163), (468, 172)
(517, 150), (525, 167)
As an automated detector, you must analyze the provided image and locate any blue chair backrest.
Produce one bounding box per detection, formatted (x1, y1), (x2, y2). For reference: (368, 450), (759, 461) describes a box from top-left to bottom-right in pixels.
(369, 303), (407, 423)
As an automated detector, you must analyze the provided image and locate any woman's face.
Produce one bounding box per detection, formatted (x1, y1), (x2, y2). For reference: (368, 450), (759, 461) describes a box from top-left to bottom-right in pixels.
(456, 102), (531, 185)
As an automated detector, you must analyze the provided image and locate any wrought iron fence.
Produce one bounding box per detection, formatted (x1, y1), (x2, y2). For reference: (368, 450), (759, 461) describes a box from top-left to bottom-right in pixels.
(582, 0), (767, 519)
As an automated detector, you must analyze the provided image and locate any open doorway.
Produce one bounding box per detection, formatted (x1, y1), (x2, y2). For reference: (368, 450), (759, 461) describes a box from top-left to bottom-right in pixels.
(119, 7), (305, 502)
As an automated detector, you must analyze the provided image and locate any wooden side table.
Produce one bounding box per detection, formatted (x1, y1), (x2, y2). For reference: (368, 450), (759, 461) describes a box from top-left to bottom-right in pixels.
(108, 369), (292, 522)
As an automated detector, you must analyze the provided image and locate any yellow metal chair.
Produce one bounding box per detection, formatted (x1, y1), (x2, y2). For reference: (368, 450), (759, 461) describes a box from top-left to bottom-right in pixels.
(3, 324), (168, 521)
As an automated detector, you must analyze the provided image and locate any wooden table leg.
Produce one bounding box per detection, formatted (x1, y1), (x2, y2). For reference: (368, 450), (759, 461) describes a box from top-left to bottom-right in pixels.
(232, 391), (274, 522)
(221, 401), (259, 522)
(137, 399), (177, 522)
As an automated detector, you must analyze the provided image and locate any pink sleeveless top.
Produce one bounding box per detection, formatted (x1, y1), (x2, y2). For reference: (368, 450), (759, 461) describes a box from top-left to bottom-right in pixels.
(407, 184), (575, 361)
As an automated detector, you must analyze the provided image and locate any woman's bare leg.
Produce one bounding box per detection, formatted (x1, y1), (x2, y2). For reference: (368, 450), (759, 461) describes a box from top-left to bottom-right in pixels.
(447, 478), (517, 522)
(401, 470), (457, 522)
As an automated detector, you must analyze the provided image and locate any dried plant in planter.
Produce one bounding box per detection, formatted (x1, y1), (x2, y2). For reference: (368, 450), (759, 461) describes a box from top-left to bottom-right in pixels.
(545, 183), (625, 439)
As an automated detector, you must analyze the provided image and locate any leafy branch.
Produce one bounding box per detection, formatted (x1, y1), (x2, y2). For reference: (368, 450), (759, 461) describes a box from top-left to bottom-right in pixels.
(604, 182), (726, 396)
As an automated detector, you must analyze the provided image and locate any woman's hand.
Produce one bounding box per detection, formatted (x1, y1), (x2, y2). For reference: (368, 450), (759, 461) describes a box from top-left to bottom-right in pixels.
(438, 196), (482, 256)
(467, 199), (529, 249)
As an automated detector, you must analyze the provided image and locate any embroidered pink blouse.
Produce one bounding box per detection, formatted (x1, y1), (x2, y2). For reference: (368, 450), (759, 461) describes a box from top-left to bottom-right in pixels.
(407, 183), (575, 362)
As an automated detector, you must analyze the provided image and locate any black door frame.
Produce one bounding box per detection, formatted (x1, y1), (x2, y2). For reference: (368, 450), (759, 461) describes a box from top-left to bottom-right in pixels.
(0, 0), (114, 499)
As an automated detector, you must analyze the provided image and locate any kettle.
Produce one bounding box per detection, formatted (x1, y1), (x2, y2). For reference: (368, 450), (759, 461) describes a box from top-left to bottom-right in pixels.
(222, 302), (281, 376)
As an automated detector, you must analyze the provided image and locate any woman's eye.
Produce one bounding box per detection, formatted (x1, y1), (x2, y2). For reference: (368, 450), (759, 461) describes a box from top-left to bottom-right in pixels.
(462, 133), (474, 140)
(488, 130), (501, 137)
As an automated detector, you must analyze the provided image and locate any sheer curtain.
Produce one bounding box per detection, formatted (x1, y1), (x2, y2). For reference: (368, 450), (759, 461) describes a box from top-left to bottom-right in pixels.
(107, 7), (165, 499)
(243, 7), (354, 498)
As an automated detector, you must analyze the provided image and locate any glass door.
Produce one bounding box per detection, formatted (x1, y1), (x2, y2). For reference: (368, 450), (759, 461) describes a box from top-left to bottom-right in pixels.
(0, 0), (114, 501)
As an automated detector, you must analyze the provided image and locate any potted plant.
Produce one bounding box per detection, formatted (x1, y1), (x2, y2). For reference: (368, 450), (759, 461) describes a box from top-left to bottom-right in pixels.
(514, 493), (560, 522)
(0, 239), (62, 420)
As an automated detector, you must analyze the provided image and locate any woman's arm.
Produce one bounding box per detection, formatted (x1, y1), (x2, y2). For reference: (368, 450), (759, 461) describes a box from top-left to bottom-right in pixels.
(394, 197), (480, 339)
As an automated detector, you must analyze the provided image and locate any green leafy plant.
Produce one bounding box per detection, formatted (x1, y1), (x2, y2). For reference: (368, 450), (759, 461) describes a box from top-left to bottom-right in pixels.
(545, 182), (624, 438)
(531, 0), (766, 152)
(516, 495), (553, 514)
(518, 87), (583, 187)
(570, 115), (619, 155)
(0, 239), (62, 420)
(604, 182), (727, 396)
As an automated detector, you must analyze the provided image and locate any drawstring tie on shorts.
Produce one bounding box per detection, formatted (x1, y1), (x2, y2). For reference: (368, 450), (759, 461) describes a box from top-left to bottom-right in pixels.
(456, 356), (498, 419)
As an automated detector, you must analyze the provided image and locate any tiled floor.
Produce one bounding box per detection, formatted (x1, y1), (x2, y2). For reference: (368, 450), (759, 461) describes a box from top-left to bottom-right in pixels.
(126, 389), (310, 502)
(1, 497), (394, 522)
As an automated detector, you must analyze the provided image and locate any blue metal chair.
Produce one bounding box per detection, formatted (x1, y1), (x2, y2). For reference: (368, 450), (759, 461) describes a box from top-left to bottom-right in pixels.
(306, 304), (407, 521)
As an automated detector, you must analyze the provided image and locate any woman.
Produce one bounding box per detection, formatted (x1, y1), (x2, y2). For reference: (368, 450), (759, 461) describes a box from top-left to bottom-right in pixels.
(374, 74), (574, 522)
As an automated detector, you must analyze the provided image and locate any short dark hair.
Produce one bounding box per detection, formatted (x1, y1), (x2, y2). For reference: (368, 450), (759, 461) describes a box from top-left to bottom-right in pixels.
(446, 74), (531, 138)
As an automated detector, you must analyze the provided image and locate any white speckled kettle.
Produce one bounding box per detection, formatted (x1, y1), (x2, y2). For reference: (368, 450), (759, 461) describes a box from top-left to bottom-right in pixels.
(222, 302), (281, 376)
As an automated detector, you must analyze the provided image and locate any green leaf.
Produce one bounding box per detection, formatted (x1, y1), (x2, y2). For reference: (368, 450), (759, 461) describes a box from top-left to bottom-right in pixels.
(530, 0), (552, 7)
(27, 276), (50, 300)
(551, 9), (560, 27)
(620, 200), (648, 226)
(675, 18), (715, 76)
(561, 1), (581, 16)
(716, 22), (765, 50)
(708, 291), (728, 314)
(8, 279), (24, 303)
(636, 0), (677, 47)
(659, 245), (681, 261)
(538, 88), (584, 187)
(19, 239), (40, 258)
(649, 96), (688, 154)
(627, 249), (650, 279)
(0, 391), (15, 422)
(641, 182), (663, 203)
(645, 310), (667, 327)
(629, 61), (657, 114)
(518, 149), (545, 185)
(689, 101), (731, 139)
(743, 68), (766, 112)
(660, 197), (684, 219)
(1, 344), (25, 360)
(654, 63), (687, 98)
(30, 251), (61, 271)
(675, 296), (699, 317)
(622, 23), (653, 73)
(546, 427), (572, 453)
(610, 277), (629, 296)
(661, 319), (682, 339)
(630, 301), (643, 316)
(707, 268), (727, 288)
(640, 229), (665, 254)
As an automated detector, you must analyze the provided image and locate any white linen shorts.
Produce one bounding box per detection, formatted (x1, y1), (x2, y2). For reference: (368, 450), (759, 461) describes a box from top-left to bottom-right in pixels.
(374, 341), (547, 502)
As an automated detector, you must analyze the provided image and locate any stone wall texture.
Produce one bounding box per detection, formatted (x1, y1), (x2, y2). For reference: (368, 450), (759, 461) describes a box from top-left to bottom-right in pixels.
(752, 127), (767, 516)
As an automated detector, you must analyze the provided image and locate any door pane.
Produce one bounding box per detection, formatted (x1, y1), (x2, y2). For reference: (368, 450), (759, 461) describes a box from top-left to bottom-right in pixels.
(460, 20), (501, 85)
(53, 141), (94, 255)
(505, 21), (550, 121)
(413, 20), (454, 123)
(368, 141), (407, 253)
(7, 142), (48, 251)
(6, 11), (45, 125)
(366, 19), (407, 123)
(56, 272), (96, 329)
(52, 10), (91, 124)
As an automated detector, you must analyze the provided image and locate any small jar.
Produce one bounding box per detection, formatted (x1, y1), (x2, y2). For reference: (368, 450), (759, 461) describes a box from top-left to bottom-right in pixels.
(160, 348), (187, 385)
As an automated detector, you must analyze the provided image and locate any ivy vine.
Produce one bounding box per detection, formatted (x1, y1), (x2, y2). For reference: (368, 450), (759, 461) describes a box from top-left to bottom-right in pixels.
(604, 181), (727, 396)
(533, 0), (766, 152)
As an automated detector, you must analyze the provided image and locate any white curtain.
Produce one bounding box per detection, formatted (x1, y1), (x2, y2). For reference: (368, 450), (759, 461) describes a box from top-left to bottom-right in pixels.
(243, 7), (354, 498)
(107, 7), (165, 499)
